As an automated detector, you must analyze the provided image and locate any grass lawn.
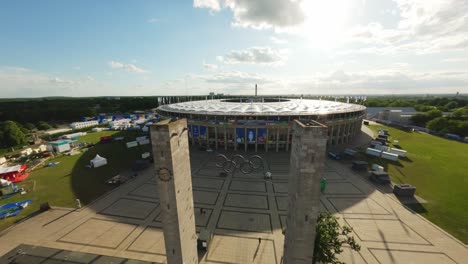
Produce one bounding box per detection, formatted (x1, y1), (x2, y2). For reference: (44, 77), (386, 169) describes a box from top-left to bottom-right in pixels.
(364, 124), (468, 243)
(0, 130), (150, 231)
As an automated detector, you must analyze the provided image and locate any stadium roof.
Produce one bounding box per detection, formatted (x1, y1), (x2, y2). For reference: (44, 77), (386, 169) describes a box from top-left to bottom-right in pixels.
(157, 99), (366, 116)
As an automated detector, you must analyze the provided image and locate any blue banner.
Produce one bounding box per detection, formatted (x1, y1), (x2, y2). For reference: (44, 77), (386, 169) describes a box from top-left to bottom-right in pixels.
(236, 128), (245, 144)
(200, 126), (206, 136)
(192, 126), (199, 137)
(247, 128), (256, 143)
(257, 128), (266, 143)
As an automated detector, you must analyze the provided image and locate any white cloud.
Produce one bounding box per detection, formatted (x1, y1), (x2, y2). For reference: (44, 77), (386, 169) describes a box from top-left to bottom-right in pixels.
(203, 62), (219, 70)
(442, 58), (468, 63)
(147, 18), (158, 23)
(345, 0), (468, 54)
(108, 61), (147, 74)
(217, 47), (287, 65)
(194, 0), (221, 11)
(200, 70), (272, 84)
(194, 0), (305, 30)
(270, 36), (288, 44)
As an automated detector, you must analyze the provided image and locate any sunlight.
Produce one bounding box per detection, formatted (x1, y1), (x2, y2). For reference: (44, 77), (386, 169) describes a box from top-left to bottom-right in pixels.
(300, 0), (354, 47)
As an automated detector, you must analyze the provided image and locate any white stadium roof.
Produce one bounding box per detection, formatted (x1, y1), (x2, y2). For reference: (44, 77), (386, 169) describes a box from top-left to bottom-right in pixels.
(157, 99), (366, 116)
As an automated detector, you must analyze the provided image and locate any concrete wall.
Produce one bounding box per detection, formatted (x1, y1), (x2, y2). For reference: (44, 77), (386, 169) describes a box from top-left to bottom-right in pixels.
(283, 120), (328, 264)
(150, 118), (198, 264)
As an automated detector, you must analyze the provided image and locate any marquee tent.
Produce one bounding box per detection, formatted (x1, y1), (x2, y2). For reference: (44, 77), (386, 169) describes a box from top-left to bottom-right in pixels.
(90, 154), (107, 168)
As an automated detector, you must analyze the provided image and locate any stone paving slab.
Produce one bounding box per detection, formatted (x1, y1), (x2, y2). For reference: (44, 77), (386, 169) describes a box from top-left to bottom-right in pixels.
(369, 248), (457, 264)
(193, 190), (219, 205)
(345, 218), (430, 245)
(217, 210), (272, 233)
(0, 245), (156, 264)
(154, 207), (213, 228)
(100, 198), (158, 220)
(192, 177), (224, 190)
(275, 196), (288, 211)
(205, 235), (277, 264)
(337, 247), (368, 264)
(197, 168), (221, 177)
(127, 227), (166, 256)
(58, 219), (137, 249)
(224, 193), (269, 210)
(272, 182), (288, 193)
(327, 197), (391, 215)
(1, 146), (467, 264)
(324, 171), (345, 181)
(128, 183), (159, 200)
(323, 182), (364, 195)
(229, 180), (266, 192)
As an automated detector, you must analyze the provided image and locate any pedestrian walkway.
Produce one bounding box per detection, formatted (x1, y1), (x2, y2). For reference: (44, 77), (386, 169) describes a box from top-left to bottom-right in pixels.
(0, 148), (466, 263)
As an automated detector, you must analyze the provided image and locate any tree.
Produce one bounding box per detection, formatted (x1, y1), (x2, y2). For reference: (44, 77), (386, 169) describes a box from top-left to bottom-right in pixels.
(36, 121), (52, 130)
(0, 121), (26, 148)
(313, 212), (361, 264)
(427, 117), (449, 134)
(24, 122), (36, 130)
(410, 113), (430, 126)
(426, 109), (443, 120)
(450, 107), (468, 120)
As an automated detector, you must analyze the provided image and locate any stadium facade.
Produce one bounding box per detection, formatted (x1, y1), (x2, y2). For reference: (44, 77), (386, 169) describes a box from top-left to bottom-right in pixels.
(156, 98), (366, 151)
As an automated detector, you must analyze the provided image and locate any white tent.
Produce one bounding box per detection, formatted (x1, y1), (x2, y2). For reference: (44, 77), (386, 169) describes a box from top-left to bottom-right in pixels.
(90, 154), (108, 168)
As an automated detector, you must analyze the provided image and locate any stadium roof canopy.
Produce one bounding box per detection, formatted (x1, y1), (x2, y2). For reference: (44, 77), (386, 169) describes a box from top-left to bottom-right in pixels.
(157, 99), (366, 116)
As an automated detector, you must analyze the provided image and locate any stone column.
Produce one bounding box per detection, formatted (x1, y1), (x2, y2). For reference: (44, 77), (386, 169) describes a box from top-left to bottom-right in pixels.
(276, 128), (280, 152)
(336, 123), (342, 144)
(150, 119), (198, 264)
(283, 120), (328, 264)
(224, 127), (228, 151)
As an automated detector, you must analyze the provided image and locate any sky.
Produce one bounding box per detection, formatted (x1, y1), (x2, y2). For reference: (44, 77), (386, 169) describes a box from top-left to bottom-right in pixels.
(1, 0), (468, 98)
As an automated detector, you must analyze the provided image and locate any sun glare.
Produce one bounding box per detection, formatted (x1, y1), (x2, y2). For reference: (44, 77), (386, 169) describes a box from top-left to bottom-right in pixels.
(300, 0), (353, 47)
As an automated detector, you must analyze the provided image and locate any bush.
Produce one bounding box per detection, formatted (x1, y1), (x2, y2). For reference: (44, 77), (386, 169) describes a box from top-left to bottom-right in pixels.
(314, 212), (360, 264)
(36, 121), (52, 130)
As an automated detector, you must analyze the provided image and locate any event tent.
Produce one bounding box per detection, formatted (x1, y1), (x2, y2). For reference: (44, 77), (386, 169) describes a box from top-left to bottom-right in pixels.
(90, 154), (107, 168)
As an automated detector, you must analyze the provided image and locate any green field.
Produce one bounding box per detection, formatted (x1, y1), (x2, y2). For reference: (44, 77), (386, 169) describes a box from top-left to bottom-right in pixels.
(0, 130), (150, 231)
(365, 124), (468, 243)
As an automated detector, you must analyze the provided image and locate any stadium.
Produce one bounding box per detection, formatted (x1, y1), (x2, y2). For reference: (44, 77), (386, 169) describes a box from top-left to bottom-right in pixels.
(156, 98), (366, 151)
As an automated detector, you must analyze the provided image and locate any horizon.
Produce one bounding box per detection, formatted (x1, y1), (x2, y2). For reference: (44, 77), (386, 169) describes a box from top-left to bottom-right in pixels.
(1, 0), (468, 97)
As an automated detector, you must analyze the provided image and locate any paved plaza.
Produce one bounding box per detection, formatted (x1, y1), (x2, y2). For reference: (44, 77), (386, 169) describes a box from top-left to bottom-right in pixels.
(0, 148), (467, 263)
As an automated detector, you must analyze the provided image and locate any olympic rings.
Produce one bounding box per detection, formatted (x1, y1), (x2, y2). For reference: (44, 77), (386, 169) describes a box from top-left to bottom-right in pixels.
(215, 154), (265, 175)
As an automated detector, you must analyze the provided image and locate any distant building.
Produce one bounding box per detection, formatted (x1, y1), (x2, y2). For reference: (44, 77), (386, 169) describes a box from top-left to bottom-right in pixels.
(70, 120), (99, 129)
(47, 140), (75, 153)
(61, 132), (87, 139)
(109, 119), (132, 130)
(366, 107), (417, 125)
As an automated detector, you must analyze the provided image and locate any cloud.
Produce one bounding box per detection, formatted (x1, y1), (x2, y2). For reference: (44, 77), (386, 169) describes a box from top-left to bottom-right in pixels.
(203, 62), (218, 70)
(345, 0), (468, 54)
(193, 0), (221, 11)
(270, 36), (288, 44)
(217, 47), (287, 65)
(194, 0), (305, 30)
(442, 58), (468, 63)
(147, 18), (158, 23)
(201, 70), (272, 84)
(49, 77), (73, 84)
(108, 61), (147, 74)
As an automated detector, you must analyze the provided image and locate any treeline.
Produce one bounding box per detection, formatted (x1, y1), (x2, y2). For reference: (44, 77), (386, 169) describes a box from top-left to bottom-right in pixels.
(364, 96), (468, 137)
(364, 97), (467, 112)
(0, 96), (211, 124)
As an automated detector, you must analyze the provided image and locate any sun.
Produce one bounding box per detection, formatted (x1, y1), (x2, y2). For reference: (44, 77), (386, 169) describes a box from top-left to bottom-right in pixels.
(299, 0), (354, 47)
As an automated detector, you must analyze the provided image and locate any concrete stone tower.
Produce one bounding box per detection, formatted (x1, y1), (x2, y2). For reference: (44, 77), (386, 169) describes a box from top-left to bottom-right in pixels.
(283, 120), (328, 264)
(150, 118), (198, 264)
